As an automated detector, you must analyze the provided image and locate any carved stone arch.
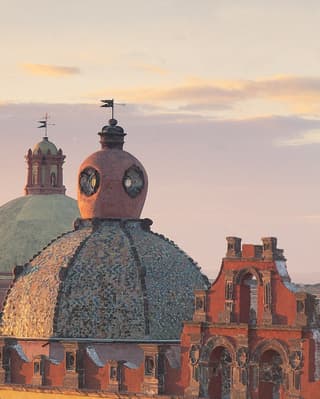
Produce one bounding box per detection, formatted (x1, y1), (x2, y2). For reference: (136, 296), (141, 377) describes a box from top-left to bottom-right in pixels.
(251, 339), (290, 399)
(199, 336), (237, 398)
(251, 339), (289, 365)
(235, 267), (263, 286)
(235, 268), (262, 325)
(200, 335), (236, 363)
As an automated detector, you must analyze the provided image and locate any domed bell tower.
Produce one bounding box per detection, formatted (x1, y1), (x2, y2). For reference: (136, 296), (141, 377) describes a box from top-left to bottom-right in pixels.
(25, 115), (66, 195)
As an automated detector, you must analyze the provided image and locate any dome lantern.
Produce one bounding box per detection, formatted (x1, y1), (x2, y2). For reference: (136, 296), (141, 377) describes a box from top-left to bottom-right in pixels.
(77, 104), (148, 219)
(98, 118), (126, 150)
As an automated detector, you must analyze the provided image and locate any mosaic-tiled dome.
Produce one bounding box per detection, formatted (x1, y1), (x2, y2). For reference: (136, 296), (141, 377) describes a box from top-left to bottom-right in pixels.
(1, 218), (208, 339)
(1, 116), (209, 340)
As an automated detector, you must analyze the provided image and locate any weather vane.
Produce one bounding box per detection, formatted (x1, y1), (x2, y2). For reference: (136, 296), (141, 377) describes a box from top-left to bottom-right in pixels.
(38, 113), (55, 138)
(100, 99), (125, 119)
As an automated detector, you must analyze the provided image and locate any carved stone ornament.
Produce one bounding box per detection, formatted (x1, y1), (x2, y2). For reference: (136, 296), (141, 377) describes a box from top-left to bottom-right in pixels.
(219, 349), (232, 396)
(200, 345), (211, 363)
(189, 345), (201, 366)
(221, 348), (232, 364)
(237, 347), (248, 368)
(289, 351), (303, 370)
(260, 353), (283, 384)
(195, 296), (204, 311)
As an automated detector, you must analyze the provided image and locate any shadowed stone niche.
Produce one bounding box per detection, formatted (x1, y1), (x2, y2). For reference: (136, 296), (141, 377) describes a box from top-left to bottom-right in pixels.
(141, 344), (159, 395)
(62, 342), (79, 389)
(193, 290), (207, 322)
(31, 355), (44, 386)
(108, 360), (121, 392)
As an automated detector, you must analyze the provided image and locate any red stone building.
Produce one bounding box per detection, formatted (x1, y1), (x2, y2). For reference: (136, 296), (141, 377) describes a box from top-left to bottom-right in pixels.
(1, 113), (320, 399)
(181, 237), (320, 399)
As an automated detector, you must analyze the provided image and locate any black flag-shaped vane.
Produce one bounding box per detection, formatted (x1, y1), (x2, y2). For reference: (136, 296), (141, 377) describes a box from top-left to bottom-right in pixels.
(100, 99), (125, 119)
(37, 113), (54, 137)
(101, 99), (115, 118)
(100, 99), (114, 108)
(38, 120), (47, 129)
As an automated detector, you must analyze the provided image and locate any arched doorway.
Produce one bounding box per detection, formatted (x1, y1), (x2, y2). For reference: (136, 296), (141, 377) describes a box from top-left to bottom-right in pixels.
(239, 273), (258, 324)
(208, 346), (232, 399)
(258, 349), (284, 399)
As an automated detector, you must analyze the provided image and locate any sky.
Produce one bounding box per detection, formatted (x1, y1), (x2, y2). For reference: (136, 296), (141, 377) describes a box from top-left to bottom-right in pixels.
(1, 0), (320, 283)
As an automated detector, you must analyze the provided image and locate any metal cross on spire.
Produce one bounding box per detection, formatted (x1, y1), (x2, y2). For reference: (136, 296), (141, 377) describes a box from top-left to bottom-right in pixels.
(100, 99), (125, 119)
(37, 113), (55, 138)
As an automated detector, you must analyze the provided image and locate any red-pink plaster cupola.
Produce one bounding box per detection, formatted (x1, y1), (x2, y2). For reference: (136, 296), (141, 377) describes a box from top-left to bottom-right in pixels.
(77, 118), (148, 219)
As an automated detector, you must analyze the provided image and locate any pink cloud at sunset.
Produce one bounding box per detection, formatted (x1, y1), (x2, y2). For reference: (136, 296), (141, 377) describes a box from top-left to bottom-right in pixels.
(22, 64), (80, 77)
(88, 76), (320, 116)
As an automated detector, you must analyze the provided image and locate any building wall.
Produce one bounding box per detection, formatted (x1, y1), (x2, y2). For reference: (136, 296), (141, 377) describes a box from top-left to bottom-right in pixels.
(181, 238), (320, 399)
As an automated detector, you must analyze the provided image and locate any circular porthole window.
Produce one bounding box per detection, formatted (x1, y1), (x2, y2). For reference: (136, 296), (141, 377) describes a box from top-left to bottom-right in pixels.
(122, 165), (144, 198)
(79, 167), (100, 196)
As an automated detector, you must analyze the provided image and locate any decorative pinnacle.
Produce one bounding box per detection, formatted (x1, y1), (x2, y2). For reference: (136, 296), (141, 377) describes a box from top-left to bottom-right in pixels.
(37, 113), (55, 139)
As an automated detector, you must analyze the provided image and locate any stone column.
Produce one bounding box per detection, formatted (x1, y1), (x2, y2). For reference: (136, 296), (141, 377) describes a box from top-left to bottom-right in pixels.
(261, 270), (272, 325)
(232, 346), (249, 399)
(26, 152), (33, 186)
(57, 159), (62, 187)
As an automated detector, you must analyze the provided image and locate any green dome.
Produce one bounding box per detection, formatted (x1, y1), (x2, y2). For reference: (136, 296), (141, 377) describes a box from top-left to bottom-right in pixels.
(33, 137), (58, 155)
(0, 195), (79, 273)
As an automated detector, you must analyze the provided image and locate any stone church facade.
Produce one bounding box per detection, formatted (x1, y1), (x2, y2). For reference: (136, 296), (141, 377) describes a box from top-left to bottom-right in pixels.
(181, 237), (320, 399)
